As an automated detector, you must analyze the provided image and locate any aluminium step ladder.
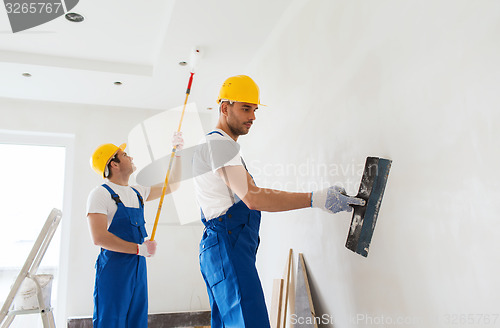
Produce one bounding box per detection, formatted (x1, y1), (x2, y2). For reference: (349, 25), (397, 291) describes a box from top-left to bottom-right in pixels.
(0, 208), (62, 328)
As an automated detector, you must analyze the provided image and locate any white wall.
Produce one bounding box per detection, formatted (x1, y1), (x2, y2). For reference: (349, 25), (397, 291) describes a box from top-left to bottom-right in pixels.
(244, 0), (500, 327)
(0, 98), (209, 326)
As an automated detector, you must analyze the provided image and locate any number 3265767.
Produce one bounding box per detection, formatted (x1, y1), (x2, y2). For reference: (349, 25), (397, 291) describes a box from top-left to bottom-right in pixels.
(5, 2), (63, 14)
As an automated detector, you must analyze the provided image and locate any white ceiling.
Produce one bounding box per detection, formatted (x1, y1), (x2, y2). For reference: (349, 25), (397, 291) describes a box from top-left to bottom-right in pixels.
(0, 0), (291, 111)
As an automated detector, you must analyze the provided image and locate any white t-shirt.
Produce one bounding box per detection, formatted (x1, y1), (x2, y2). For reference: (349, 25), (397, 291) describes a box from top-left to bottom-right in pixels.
(86, 181), (151, 227)
(193, 129), (244, 220)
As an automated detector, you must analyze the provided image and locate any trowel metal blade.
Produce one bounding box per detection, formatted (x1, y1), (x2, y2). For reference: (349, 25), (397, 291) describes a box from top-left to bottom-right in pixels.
(346, 157), (392, 257)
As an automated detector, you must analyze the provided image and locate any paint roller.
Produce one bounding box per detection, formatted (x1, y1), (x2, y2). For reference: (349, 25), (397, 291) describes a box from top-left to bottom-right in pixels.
(150, 47), (201, 241)
(345, 157), (392, 257)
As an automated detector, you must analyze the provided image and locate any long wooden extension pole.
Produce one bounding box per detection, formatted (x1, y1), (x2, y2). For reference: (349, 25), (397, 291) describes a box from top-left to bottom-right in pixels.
(150, 67), (196, 241)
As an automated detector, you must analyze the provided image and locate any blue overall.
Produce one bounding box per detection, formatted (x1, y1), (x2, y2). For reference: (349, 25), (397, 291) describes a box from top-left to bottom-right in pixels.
(93, 184), (149, 328)
(198, 131), (270, 328)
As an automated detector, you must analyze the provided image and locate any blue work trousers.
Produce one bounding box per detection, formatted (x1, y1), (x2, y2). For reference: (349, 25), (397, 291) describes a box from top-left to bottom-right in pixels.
(94, 251), (148, 328)
(200, 200), (270, 328)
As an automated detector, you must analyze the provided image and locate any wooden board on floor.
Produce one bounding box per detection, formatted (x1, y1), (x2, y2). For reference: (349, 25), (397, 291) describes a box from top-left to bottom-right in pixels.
(294, 253), (318, 328)
(270, 278), (284, 328)
(281, 248), (293, 328)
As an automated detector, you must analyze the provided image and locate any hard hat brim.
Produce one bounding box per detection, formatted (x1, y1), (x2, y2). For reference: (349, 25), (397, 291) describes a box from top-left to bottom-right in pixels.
(217, 98), (266, 106)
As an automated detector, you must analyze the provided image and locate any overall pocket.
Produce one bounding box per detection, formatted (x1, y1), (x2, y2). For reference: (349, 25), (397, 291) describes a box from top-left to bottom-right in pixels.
(127, 209), (148, 241)
(95, 250), (114, 279)
(199, 233), (225, 287)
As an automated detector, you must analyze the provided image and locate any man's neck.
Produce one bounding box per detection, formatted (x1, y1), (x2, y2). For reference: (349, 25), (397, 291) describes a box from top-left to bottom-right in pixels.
(216, 122), (238, 142)
(108, 175), (129, 186)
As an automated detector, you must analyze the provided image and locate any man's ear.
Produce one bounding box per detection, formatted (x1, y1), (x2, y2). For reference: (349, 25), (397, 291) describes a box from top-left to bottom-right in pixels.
(220, 102), (229, 116)
(109, 160), (119, 171)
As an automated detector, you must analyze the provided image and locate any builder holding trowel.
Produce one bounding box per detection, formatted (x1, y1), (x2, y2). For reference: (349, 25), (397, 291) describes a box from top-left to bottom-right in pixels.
(86, 133), (183, 328)
(193, 75), (365, 328)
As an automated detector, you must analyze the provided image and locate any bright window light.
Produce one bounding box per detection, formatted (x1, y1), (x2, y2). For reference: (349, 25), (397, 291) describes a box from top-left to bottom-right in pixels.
(0, 143), (65, 328)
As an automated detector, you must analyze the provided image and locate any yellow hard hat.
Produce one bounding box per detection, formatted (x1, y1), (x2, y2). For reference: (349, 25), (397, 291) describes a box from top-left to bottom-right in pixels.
(90, 143), (126, 178)
(217, 75), (263, 105)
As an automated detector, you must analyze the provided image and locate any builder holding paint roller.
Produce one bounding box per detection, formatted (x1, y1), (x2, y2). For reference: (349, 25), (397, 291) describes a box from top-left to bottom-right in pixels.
(193, 75), (365, 328)
(86, 133), (183, 328)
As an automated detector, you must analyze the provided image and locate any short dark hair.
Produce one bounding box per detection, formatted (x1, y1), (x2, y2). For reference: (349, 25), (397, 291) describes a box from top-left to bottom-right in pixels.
(105, 155), (121, 178)
(219, 100), (234, 113)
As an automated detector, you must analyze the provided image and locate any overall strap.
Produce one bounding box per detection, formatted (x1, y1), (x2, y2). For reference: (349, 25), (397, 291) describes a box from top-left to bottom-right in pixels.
(241, 157), (248, 171)
(101, 184), (144, 208)
(130, 187), (144, 208)
(200, 208), (208, 225)
(207, 130), (224, 137)
(101, 184), (122, 206)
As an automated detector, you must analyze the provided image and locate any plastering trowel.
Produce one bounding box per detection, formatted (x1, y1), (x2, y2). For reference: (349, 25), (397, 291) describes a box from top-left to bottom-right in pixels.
(346, 157), (392, 257)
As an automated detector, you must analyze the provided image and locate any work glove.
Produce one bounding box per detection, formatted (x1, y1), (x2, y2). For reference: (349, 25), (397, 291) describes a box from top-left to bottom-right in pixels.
(137, 239), (157, 257)
(312, 186), (366, 214)
(172, 131), (184, 152)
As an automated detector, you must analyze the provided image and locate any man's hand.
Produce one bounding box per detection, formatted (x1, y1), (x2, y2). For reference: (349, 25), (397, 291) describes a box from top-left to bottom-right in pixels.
(173, 131), (184, 154)
(312, 186), (366, 214)
(137, 239), (157, 257)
